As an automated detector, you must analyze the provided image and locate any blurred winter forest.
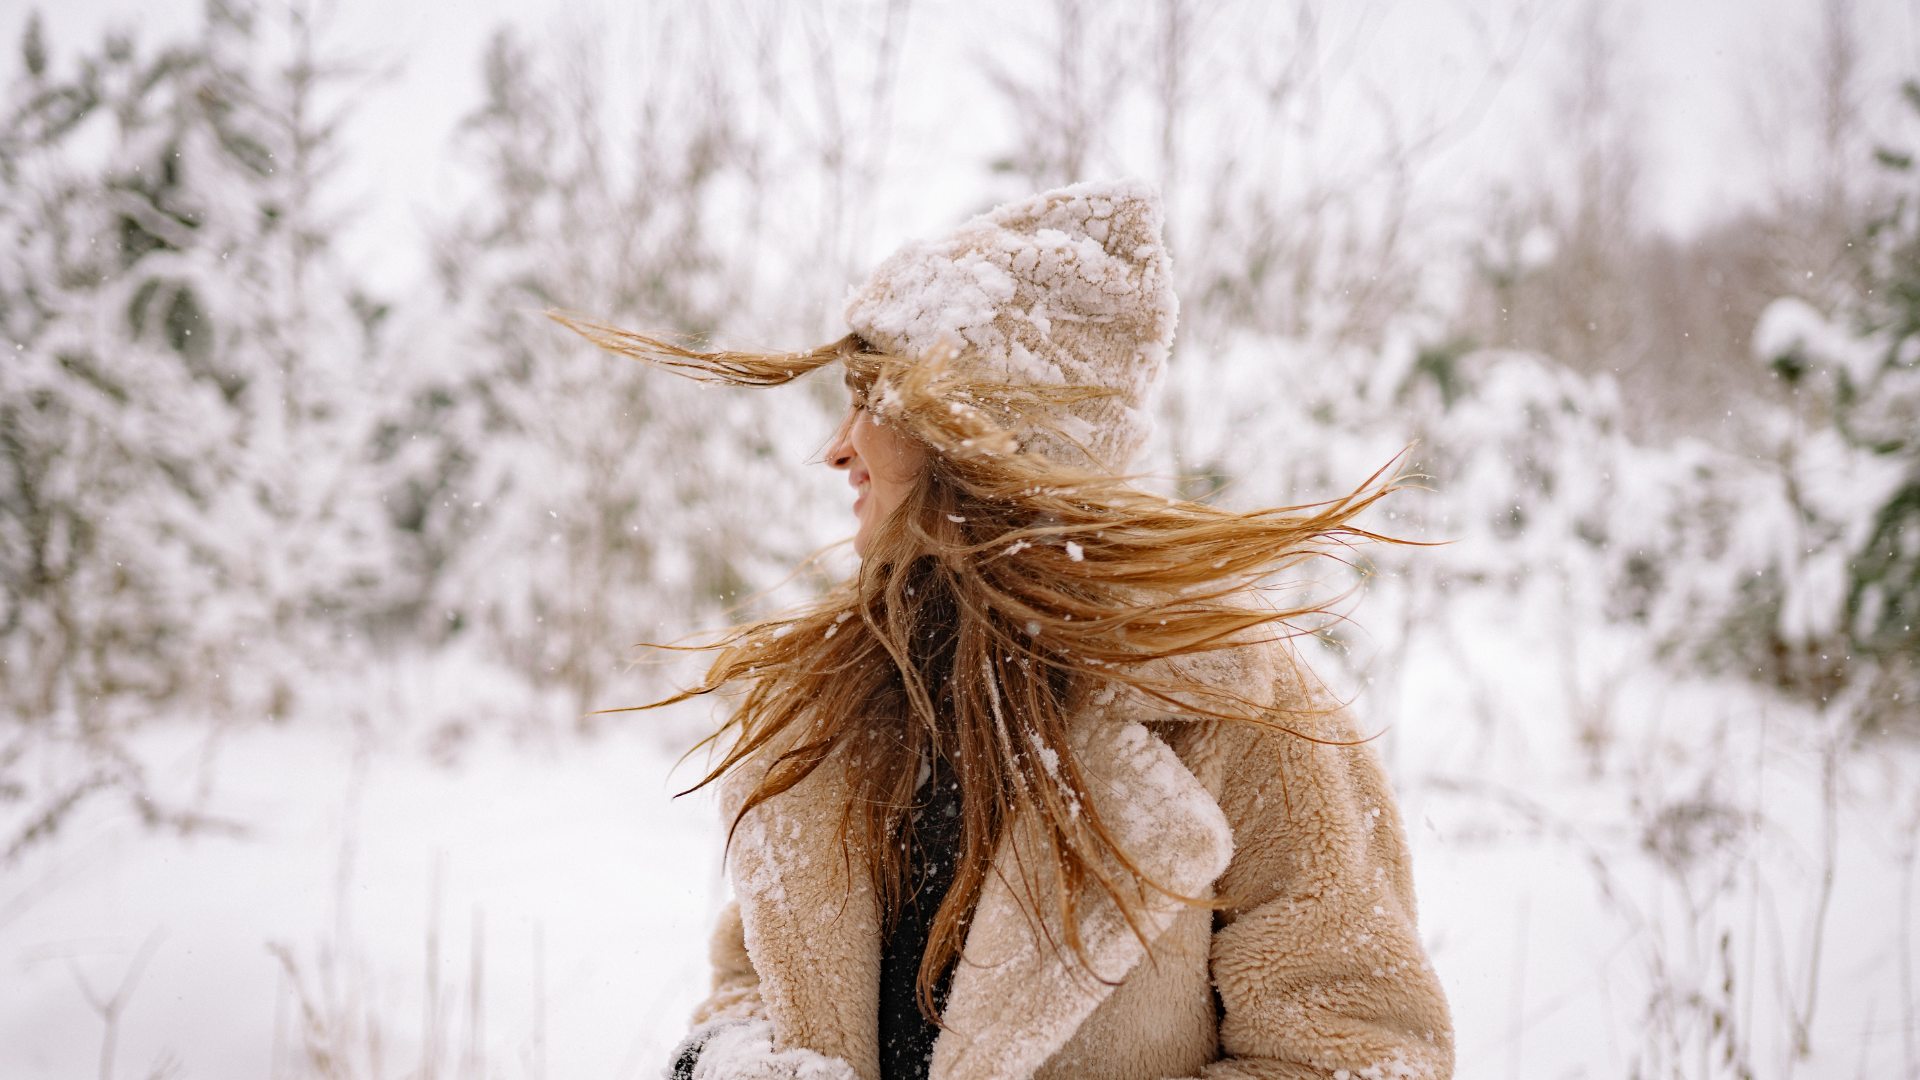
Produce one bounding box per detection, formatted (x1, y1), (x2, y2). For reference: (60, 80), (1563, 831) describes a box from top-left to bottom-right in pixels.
(2, 0), (1918, 1077)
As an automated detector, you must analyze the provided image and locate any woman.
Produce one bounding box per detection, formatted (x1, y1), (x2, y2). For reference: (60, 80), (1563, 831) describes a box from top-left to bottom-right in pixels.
(551, 178), (1455, 1080)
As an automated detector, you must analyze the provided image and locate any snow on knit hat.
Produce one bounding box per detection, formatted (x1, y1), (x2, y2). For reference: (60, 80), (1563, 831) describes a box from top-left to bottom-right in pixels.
(842, 177), (1178, 474)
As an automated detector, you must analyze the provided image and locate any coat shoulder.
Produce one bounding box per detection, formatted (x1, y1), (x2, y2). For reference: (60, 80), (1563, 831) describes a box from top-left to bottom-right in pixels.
(1089, 611), (1324, 730)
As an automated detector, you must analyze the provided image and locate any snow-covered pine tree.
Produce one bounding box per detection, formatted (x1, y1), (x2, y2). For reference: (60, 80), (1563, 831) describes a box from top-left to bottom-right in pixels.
(1749, 78), (1920, 736)
(383, 25), (842, 727)
(179, 1), (401, 700)
(0, 1), (393, 733)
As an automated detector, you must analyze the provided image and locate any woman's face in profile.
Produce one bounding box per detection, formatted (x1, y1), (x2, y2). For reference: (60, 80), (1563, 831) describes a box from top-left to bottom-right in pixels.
(825, 389), (926, 558)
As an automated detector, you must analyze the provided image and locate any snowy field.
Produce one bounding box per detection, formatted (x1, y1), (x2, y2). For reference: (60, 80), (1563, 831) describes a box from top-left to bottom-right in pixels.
(1, 653), (730, 1080)
(3, 582), (1913, 1080)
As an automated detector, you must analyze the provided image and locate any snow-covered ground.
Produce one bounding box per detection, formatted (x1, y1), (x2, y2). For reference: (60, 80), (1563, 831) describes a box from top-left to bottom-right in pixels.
(0, 665), (729, 1080)
(1384, 583), (1920, 1079)
(3, 580), (1912, 1080)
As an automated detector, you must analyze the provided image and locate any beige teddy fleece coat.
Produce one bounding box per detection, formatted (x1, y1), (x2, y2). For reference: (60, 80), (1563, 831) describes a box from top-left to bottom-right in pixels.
(687, 631), (1456, 1080)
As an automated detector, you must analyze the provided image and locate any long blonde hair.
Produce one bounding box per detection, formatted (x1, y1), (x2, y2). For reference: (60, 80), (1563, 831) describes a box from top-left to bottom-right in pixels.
(548, 309), (1431, 1025)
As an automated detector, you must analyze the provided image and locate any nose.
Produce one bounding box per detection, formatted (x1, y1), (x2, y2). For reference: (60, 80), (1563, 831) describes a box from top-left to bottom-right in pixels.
(825, 410), (857, 470)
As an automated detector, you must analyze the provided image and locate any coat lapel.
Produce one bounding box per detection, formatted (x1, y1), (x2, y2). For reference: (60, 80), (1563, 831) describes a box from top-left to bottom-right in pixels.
(723, 744), (885, 1080)
(928, 713), (1235, 1080)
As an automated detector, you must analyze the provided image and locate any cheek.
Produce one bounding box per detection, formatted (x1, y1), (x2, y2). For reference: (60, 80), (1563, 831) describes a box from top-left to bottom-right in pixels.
(866, 430), (924, 498)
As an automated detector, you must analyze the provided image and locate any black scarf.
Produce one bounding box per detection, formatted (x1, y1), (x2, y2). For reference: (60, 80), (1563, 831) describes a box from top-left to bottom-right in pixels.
(877, 746), (965, 1079)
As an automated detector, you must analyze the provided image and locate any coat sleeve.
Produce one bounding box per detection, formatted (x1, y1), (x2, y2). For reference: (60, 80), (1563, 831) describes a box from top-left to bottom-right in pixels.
(687, 896), (771, 1028)
(1166, 678), (1456, 1080)
(688, 724), (781, 1033)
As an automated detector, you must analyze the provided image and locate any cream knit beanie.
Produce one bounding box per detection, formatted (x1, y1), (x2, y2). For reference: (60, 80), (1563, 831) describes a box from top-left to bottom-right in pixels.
(842, 177), (1178, 474)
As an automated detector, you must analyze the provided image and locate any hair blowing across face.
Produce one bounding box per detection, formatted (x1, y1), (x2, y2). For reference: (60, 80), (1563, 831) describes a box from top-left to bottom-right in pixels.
(547, 309), (1436, 1028)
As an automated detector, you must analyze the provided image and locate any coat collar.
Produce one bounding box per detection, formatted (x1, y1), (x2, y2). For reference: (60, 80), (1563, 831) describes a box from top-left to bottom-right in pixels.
(719, 669), (1240, 1080)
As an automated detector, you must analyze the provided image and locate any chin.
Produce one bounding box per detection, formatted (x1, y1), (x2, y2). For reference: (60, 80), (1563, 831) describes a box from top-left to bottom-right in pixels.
(852, 513), (873, 558)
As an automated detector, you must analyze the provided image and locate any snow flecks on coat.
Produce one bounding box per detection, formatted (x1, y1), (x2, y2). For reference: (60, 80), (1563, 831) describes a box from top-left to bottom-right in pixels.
(681, 1017), (860, 1080)
(1331, 1050), (1433, 1080)
(1078, 719), (1235, 896)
